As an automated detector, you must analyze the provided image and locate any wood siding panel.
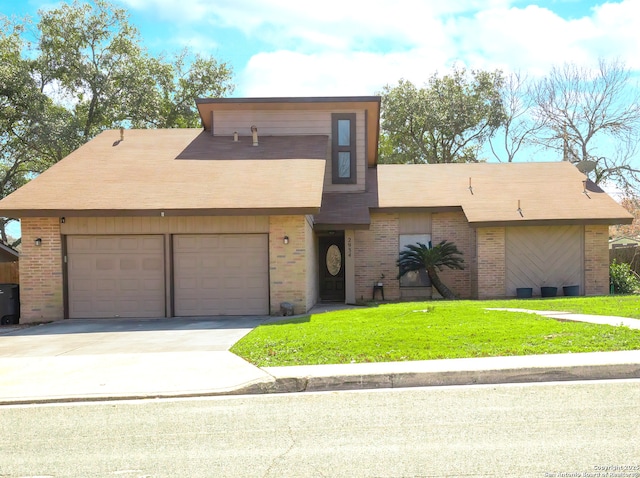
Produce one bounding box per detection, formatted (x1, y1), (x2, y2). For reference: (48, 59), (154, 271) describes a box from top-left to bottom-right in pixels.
(399, 212), (432, 234)
(61, 216), (270, 235)
(213, 111), (331, 136)
(0, 262), (19, 283)
(506, 225), (584, 296)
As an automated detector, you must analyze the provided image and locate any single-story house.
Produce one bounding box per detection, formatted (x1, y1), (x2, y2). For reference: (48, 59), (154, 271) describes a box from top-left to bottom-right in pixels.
(0, 96), (633, 322)
(609, 236), (640, 249)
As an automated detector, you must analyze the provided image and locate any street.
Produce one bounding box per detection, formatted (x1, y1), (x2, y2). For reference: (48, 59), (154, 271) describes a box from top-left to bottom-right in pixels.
(1, 379), (639, 478)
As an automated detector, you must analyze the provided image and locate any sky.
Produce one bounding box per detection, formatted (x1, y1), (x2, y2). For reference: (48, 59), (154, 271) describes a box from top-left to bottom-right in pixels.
(1, 0), (639, 97)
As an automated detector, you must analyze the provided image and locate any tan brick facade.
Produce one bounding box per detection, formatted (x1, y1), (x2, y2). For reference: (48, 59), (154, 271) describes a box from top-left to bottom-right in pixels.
(269, 215), (312, 315)
(584, 224), (610, 296)
(354, 213), (399, 302)
(19, 217), (64, 323)
(476, 227), (506, 299)
(432, 211), (473, 299)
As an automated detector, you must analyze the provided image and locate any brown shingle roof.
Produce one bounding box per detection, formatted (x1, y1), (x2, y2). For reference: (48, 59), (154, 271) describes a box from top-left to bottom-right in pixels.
(176, 132), (329, 160)
(377, 162), (633, 226)
(314, 169), (378, 229)
(0, 129), (326, 217)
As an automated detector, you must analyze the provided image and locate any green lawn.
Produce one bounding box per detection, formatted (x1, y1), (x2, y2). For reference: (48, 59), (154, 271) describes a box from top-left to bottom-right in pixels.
(230, 296), (640, 367)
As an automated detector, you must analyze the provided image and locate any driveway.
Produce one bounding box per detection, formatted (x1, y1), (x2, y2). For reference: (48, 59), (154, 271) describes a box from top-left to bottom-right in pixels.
(0, 317), (275, 404)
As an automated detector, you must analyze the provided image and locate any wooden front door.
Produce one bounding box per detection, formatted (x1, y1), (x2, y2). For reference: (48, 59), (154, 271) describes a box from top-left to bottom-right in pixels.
(319, 234), (345, 301)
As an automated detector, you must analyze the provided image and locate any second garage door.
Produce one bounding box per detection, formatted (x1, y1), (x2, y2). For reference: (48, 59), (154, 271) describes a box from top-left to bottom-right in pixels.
(173, 234), (269, 316)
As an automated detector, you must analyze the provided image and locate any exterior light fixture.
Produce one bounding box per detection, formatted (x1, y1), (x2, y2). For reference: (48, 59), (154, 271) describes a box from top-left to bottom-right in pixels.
(283, 235), (289, 245)
(35, 238), (42, 246)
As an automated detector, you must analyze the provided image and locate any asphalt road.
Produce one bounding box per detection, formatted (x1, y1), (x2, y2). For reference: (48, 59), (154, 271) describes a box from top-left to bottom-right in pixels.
(1, 380), (639, 478)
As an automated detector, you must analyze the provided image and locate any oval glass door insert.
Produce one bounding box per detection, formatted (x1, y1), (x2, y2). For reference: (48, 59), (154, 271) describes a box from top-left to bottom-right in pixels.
(326, 244), (342, 276)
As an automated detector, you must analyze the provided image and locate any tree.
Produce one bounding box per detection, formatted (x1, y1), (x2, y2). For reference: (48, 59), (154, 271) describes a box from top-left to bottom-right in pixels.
(379, 68), (506, 164)
(610, 193), (640, 239)
(489, 72), (543, 162)
(0, 0), (234, 243)
(397, 241), (465, 300)
(532, 59), (640, 192)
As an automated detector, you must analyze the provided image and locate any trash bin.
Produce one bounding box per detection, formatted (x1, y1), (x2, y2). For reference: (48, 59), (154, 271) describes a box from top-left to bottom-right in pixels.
(0, 283), (20, 325)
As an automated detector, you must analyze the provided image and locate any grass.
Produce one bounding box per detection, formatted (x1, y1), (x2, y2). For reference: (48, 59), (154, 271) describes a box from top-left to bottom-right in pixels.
(230, 296), (640, 367)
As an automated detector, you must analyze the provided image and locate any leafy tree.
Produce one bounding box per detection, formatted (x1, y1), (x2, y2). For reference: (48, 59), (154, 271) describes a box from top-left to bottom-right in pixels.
(397, 241), (465, 300)
(379, 68), (506, 164)
(532, 59), (640, 191)
(610, 194), (640, 240)
(0, 0), (234, 243)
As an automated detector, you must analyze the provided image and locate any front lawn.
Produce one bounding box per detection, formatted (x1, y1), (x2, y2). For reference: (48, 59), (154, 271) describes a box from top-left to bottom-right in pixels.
(230, 296), (640, 366)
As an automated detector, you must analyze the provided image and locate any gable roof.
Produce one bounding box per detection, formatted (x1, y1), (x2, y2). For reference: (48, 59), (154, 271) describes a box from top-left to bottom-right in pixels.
(0, 128), (326, 217)
(377, 162), (633, 227)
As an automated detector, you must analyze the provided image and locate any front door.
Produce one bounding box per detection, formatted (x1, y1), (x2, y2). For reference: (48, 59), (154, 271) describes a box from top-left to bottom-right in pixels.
(319, 234), (345, 301)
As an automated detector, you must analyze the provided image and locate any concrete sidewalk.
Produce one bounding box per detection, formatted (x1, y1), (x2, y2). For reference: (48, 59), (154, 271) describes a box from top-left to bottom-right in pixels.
(0, 310), (639, 405)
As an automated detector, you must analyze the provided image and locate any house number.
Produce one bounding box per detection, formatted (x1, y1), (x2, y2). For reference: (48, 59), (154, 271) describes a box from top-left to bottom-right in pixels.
(347, 236), (352, 258)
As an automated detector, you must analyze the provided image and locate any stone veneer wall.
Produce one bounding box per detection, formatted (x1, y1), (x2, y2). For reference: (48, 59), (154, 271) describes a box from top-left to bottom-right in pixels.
(19, 217), (64, 323)
(431, 211), (473, 299)
(476, 227), (507, 299)
(584, 224), (610, 295)
(269, 215), (310, 315)
(354, 213), (399, 302)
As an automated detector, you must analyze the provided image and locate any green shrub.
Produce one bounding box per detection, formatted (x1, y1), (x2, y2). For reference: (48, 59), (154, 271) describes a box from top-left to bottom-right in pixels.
(610, 260), (640, 294)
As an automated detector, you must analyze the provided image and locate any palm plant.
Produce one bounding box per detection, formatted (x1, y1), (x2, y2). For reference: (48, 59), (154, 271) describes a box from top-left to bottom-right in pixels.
(397, 241), (465, 300)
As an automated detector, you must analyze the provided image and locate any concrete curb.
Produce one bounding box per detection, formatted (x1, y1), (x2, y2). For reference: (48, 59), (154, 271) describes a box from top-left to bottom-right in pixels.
(260, 350), (640, 393)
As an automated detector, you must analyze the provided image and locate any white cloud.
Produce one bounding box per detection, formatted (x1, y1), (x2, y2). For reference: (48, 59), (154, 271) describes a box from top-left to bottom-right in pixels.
(117, 0), (640, 96)
(239, 48), (454, 97)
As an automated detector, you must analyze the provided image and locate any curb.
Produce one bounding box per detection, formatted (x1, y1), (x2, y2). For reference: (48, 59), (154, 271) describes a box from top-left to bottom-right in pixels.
(259, 363), (640, 394)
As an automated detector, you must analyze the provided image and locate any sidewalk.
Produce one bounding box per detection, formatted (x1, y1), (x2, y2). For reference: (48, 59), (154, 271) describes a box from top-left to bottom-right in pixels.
(0, 310), (639, 405)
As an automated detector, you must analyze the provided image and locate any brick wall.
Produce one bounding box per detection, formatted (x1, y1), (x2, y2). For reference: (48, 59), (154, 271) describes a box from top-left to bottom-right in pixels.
(476, 227), (506, 299)
(269, 215), (310, 315)
(354, 213), (399, 302)
(584, 224), (610, 295)
(432, 211), (473, 299)
(19, 217), (64, 323)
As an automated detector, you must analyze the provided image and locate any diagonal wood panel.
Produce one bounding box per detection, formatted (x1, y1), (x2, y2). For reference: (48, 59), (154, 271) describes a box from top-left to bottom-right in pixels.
(506, 226), (583, 297)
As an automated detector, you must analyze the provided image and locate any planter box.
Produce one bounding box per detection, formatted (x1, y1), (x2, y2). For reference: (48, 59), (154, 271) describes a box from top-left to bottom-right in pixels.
(541, 286), (557, 298)
(516, 287), (533, 299)
(563, 285), (580, 296)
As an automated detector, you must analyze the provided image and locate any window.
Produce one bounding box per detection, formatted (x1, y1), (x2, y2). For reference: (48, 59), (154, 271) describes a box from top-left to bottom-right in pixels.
(331, 113), (356, 184)
(399, 234), (432, 287)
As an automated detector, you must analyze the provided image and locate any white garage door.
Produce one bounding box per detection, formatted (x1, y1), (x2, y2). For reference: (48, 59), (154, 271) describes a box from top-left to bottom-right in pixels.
(505, 225), (583, 297)
(67, 235), (165, 318)
(173, 234), (269, 316)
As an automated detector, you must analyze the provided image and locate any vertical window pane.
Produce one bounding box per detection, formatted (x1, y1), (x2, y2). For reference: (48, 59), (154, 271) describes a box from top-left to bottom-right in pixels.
(338, 152), (351, 178)
(338, 120), (351, 146)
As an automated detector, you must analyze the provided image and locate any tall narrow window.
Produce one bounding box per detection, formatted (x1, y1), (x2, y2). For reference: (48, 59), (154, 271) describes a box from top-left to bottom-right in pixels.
(332, 113), (356, 184)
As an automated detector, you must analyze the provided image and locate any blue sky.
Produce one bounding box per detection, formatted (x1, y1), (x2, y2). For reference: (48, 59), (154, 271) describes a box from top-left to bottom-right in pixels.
(1, 0), (638, 97)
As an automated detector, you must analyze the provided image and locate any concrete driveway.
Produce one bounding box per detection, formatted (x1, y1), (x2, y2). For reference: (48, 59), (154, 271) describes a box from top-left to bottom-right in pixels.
(0, 317), (275, 404)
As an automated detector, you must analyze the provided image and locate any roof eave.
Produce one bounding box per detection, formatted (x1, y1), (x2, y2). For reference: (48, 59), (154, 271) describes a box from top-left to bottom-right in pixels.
(469, 217), (634, 228)
(1, 207), (320, 218)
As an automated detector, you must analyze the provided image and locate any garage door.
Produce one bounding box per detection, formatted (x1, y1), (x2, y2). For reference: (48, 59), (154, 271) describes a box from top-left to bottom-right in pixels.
(67, 235), (165, 318)
(173, 234), (269, 316)
(505, 226), (583, 297)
